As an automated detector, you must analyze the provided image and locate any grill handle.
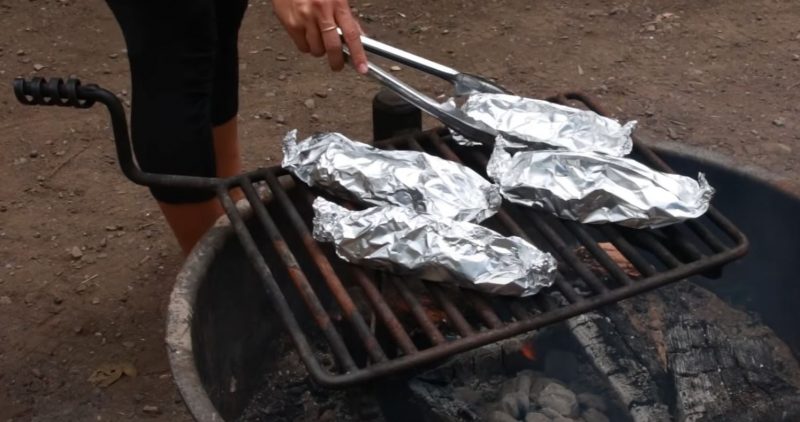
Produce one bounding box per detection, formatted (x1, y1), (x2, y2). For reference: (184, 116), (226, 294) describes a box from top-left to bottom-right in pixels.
(12, 77), (220, 191)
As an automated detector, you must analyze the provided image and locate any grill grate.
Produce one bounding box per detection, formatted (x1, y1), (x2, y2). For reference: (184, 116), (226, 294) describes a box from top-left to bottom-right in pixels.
(216, 128), (747, 388)
(13, 78), (748, 389)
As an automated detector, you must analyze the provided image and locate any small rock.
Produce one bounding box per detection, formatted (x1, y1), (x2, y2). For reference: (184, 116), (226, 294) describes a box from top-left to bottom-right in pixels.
(258, 111), (273, 120)
(277, 72), (287, 81)
(577, 393), (607, 412)
(74, 326), (83, 334)
(69, 246), (83, 260)
(645, 24), (656, 32)
(109, 53), (119, 59)
(314, 90), (328, 98)
(489, 410), (519, 422)
(441, 29), (450, 35)
(501, 392), (529, 419)
(793, 54), (800, 62)
(276, 54), (288, 61)
(33, 63), (46, 71)
(0, 296), (12, 305)
(525, 412), (551, 422)
(310, 113), (320, 122)
(773, 117), (786, 127)
(516, 370), (535, 394)
(29, 150), (39, 158)
(276, 115), (286, 124)
(537, 383), (579, 417)
(582, 408), (609, 422)
(105, 225), (119, 232)
(389, 65), (402, 71)
(142, 405), (161, 415)
(541, 407), (562, 418)
(91, 297), (100, 305)
(304, 98), (316, 109)
(53, 296), (63, 305)
(668, 127), (679, 140)
(763, 142), (792, 154)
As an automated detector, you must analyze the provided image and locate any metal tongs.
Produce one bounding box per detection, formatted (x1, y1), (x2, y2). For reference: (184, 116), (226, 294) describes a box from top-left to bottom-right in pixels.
(343, 32), (509, 144)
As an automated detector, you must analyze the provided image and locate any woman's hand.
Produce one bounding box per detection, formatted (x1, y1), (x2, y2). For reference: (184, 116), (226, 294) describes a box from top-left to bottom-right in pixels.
(272, 0), (368, 74)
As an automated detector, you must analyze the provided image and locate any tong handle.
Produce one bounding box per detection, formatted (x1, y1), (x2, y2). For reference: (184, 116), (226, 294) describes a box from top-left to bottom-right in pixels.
(355, 33), (460, 82)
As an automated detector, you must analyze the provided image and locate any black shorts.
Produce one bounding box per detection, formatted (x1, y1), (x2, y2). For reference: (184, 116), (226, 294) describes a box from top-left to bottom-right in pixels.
(105, 0), (248, 203)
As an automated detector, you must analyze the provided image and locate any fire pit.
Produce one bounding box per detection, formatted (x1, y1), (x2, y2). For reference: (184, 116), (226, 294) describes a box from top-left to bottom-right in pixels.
(164, 140), (800, 421)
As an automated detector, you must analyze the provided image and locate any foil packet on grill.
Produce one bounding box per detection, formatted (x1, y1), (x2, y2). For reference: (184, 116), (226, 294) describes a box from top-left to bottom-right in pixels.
(282, 130), (501, 223)
(486, 139), (714, 228)
(446, 93), (635, 156)
(312, 197), (557, 297)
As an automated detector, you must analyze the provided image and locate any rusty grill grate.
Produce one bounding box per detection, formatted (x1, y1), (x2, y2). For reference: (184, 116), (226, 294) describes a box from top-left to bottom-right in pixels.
(14, 78), (748, 389)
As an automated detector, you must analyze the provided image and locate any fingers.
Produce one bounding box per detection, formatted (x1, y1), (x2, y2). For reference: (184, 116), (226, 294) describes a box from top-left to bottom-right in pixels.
(305, 20), (325, 57)
(335, 6), (368, 74)
(319, 21), (345, 71)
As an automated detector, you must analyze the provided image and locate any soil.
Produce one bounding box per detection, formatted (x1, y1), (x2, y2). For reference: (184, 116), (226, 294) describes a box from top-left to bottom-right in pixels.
(0, 0), (798, 420)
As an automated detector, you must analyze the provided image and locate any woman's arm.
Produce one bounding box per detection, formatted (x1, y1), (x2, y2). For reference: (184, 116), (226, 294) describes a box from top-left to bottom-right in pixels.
(272, 0), (368, 74)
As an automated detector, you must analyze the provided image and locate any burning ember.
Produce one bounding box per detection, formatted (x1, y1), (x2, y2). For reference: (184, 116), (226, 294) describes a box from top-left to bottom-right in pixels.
(520, 342), (537, 361)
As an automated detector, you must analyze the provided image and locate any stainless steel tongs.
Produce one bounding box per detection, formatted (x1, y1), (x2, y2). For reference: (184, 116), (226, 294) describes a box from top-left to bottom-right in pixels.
(343, 32), (509, 144)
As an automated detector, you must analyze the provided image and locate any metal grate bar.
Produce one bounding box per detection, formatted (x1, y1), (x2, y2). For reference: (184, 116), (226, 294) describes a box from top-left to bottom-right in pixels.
(217, 187), (358, 372)
(263, 173), (388, 363)
(347, 267), (419, 355)
(563, 221), (634, 286)
(465, 292), (504, 329)
(598, 226), (657, 277)
(628, 230), (683, 269)
(429, 286), (476, 337)
(237, 180), (364, 368)
(660, 226), (704, 262)
(388, 277), (447, 345)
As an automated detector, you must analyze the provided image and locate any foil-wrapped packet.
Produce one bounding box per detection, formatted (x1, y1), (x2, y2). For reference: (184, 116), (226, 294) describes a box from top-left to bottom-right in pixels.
(448, 93), (635, 156)
(282, 130), (501, 223)
(486, 140), (714, 228)
(312, 197), (557, 297)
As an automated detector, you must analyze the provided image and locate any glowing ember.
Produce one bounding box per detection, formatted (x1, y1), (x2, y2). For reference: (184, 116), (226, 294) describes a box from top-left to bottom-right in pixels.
(520, 342), (536, 361)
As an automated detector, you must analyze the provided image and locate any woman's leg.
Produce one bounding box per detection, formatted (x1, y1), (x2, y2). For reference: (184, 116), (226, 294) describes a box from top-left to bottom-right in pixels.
(105, 0), (245, 255)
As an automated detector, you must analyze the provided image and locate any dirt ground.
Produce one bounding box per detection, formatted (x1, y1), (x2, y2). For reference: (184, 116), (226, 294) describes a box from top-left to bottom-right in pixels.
(1, 0), (798, 420)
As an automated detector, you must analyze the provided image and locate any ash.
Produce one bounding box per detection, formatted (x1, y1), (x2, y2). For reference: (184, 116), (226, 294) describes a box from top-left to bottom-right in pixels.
(237, 337), (365, 422)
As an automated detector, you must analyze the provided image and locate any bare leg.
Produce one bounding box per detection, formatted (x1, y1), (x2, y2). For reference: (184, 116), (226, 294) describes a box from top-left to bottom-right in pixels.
(158, 116), (242, 255)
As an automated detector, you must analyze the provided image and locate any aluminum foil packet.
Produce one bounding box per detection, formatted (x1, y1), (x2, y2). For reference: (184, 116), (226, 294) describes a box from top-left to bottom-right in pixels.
(486, 140), (714, 228)
(312, 197), (557, 297)
(447, 93), (635, 156)
(282, 130), (501, 223)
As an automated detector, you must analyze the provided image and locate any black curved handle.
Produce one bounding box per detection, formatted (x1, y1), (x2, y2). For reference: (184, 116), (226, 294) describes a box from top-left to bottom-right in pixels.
(12, 76), (219, 191)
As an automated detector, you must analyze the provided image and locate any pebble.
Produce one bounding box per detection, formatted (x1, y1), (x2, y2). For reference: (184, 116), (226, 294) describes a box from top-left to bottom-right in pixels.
(109, 53), (119, 59)
(525, 413), (551, 422)
(29, 150), (39, 158)
(773, 117), (786, 127)
(17, 49), (26, 56)
(501, 392), (529, 419)
(53, 296), (63, 305)
(0, 296), (12, 305)
(793, 54), (800, 62)
(390, 65), (402, 71)
(489, 410), (519, 422)
(276, 54), (288, 61)
(278, 72), (287, 81)
(276, 115), (286, 124)
(142, 405), (161, 415)
(314, 90), (328, 98)
(537, 383), (579, 417)
(582, 408), (609, 422)
(91, 297), (100, 305)
(304, 98), (316, 109)
(577, 392), (607, 412)
(70, 246), (83, 259)
(310, 114), (320, 122)
(33, 63), (46, 71)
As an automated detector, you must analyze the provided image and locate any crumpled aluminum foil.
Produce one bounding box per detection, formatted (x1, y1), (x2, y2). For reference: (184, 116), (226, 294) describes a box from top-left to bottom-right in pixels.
(312, 197), (557, 297)
(486, 140), (714, 228)
(446, 93), (635, 156)
(282, 130), (501, 223)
